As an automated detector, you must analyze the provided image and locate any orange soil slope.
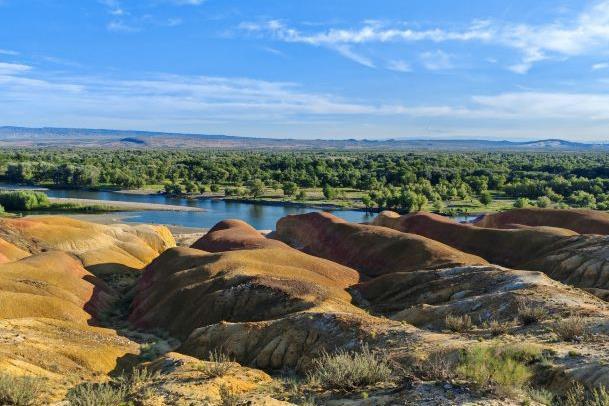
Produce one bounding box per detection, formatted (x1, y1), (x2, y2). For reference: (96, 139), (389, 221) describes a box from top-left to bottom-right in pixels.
(355, 264), (609, 328)
(274, 211), (487, 277)
(130, 219), (439, 370)
(191, 219), (287, 252)
(129, 245), (361, 340)
(0, 251), (137, 381)
(372, 211), (609, 298)
(0, 216), (175, 275)
(0, 217), (175, 390)
(474, 208), (609, 234)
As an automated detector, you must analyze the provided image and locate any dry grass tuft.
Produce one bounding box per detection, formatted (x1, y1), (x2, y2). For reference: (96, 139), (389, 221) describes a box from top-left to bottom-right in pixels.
(553, 316), (590, 342)
(66, 367), (161, 406)
(517, 300), (549, 325)
(196, 350), (234, 378)
(307, 345), (392, 390)
(0, 374), (43, 406)
(444, 314), (473, 333)
(456, 344), (541, 396)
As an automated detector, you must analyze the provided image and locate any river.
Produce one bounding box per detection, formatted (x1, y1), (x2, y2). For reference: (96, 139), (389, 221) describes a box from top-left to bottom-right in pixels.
(29, 187), (376, 230)
(2, 185), (478, 230)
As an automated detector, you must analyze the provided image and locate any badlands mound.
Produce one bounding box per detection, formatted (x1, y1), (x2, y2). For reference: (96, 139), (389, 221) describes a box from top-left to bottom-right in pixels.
(191, 218), (287, 251)
(274, 211), (487, 276)
(0, 216), (175, 278)
(0, 217), (177, 402)
(474, 207), (609, 234)
(372, 211), (609, 298)
(0, 251), (138, 399)
(131, 219), (450, 371)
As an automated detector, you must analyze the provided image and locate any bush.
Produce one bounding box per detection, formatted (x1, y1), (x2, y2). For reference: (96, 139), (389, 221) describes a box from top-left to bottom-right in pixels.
(553, 316), (590, 342)
(196, 350), (233, 378)
(307, 345), (392, 390)
(66, 382), (128, 406)
(0, 374), (43, 406)
(66, 368), (160, 406)
(0, 191), (50, 211)
(517, 299), (548, 325)
(485, 319), (512, 336)
(536, 196), (552, 208)
(456, 344), (535, 396)
(513, 197), (530, 208)
(444, 314), (473, 333)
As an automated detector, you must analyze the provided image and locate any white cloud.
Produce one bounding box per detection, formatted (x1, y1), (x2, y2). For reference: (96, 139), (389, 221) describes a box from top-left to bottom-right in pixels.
(593, 62), (609, 70)
(170, 0), (206, 4)
(0, 49), (19, 56)
(107, 20), (140, 32)
(4, 57), (609, 139)
(333, 45), (375, 68)
(239, 1), (609, 72)
(420, 50), (453, 70)
(0, 62), (32, 74)
(387, 60), (411, 72)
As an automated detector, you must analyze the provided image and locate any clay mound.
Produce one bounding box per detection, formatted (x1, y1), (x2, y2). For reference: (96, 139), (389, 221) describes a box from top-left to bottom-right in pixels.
(129, 245), (361, 340)
(181, 311), (425, 371)
(0, 237), (30, 264)
(355, 264), (609, 329)
(142, 352), (285, 405)
(0, 317), (137, 381)
(474, 208), (609, 235)
(372, 211), (609, 297)
(191, 219), (287, 252)
(372, 211), (576, 268)
(274, 211), (487, 277)
(0, 216), (175, 275)
(0, 251), (115, 322)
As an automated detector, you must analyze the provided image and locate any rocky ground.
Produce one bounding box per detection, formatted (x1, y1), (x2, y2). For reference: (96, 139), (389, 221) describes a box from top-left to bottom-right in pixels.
(0, 209), (609, 404)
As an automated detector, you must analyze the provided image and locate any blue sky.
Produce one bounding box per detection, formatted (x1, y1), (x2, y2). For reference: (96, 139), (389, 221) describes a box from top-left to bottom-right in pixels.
(2, 1), (609, 140)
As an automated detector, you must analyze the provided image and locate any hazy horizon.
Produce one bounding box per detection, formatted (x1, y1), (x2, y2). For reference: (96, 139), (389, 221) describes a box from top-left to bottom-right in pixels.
(3, 1), (609, 141)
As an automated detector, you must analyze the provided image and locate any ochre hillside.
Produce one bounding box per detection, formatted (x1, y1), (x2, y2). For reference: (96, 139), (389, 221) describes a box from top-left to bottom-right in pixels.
(191, 218), (287, 252)
(372, 211), (609, 298)
(274, 211), (487, 276)
(474, 207), (609, 234)
(2, 210), (609, 404)
(0, 216), (175, 276)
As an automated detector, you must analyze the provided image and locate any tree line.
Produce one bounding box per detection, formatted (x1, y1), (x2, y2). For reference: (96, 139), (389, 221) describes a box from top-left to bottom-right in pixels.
(2, 149), (609, 211)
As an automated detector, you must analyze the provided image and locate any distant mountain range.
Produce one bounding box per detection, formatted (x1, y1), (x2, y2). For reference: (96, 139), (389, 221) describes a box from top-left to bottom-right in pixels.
(0, 126), (607, 151)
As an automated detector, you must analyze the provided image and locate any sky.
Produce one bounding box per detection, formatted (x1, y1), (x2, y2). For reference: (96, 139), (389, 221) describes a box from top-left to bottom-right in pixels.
(2, 1), (609, 140)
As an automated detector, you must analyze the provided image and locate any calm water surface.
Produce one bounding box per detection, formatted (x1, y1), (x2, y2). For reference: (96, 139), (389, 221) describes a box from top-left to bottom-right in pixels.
(35, 188), (375, 230)
(2, 185), (479, 230)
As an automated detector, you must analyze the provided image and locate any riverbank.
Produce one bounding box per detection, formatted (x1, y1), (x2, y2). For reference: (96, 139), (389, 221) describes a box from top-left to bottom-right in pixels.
(48, 197), (205, 212)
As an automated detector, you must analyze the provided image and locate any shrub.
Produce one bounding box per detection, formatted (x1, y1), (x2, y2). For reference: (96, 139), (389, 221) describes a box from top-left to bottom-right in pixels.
(420, 349), (458, 381)
(0, 374), (43, 406)
(66, 382), (128, 406)
(553, 316), (590, 342)
(307, 345), (392, 390)
(444, 314), (473, 333)
(484, 319), (512, 336)
(513, 197), (530, 208)
(66, 368), (160, 406)
(536, 196), (552, 208)
(527, 387), (554, 405)
(562, 382), (586, 406)
(219, 384), (241, 406)
(0, 191), (50, 211)
(517, 300), (548, 325)
(196, 350), (234, 378)
(457, 345), (534, 396)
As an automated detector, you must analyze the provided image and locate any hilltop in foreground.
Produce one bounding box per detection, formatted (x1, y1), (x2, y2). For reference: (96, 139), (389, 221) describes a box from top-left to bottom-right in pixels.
(1, 209), (609, 404)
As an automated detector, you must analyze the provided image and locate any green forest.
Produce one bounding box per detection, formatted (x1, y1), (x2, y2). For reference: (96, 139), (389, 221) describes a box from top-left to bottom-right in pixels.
(2, 148), (609, 213)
